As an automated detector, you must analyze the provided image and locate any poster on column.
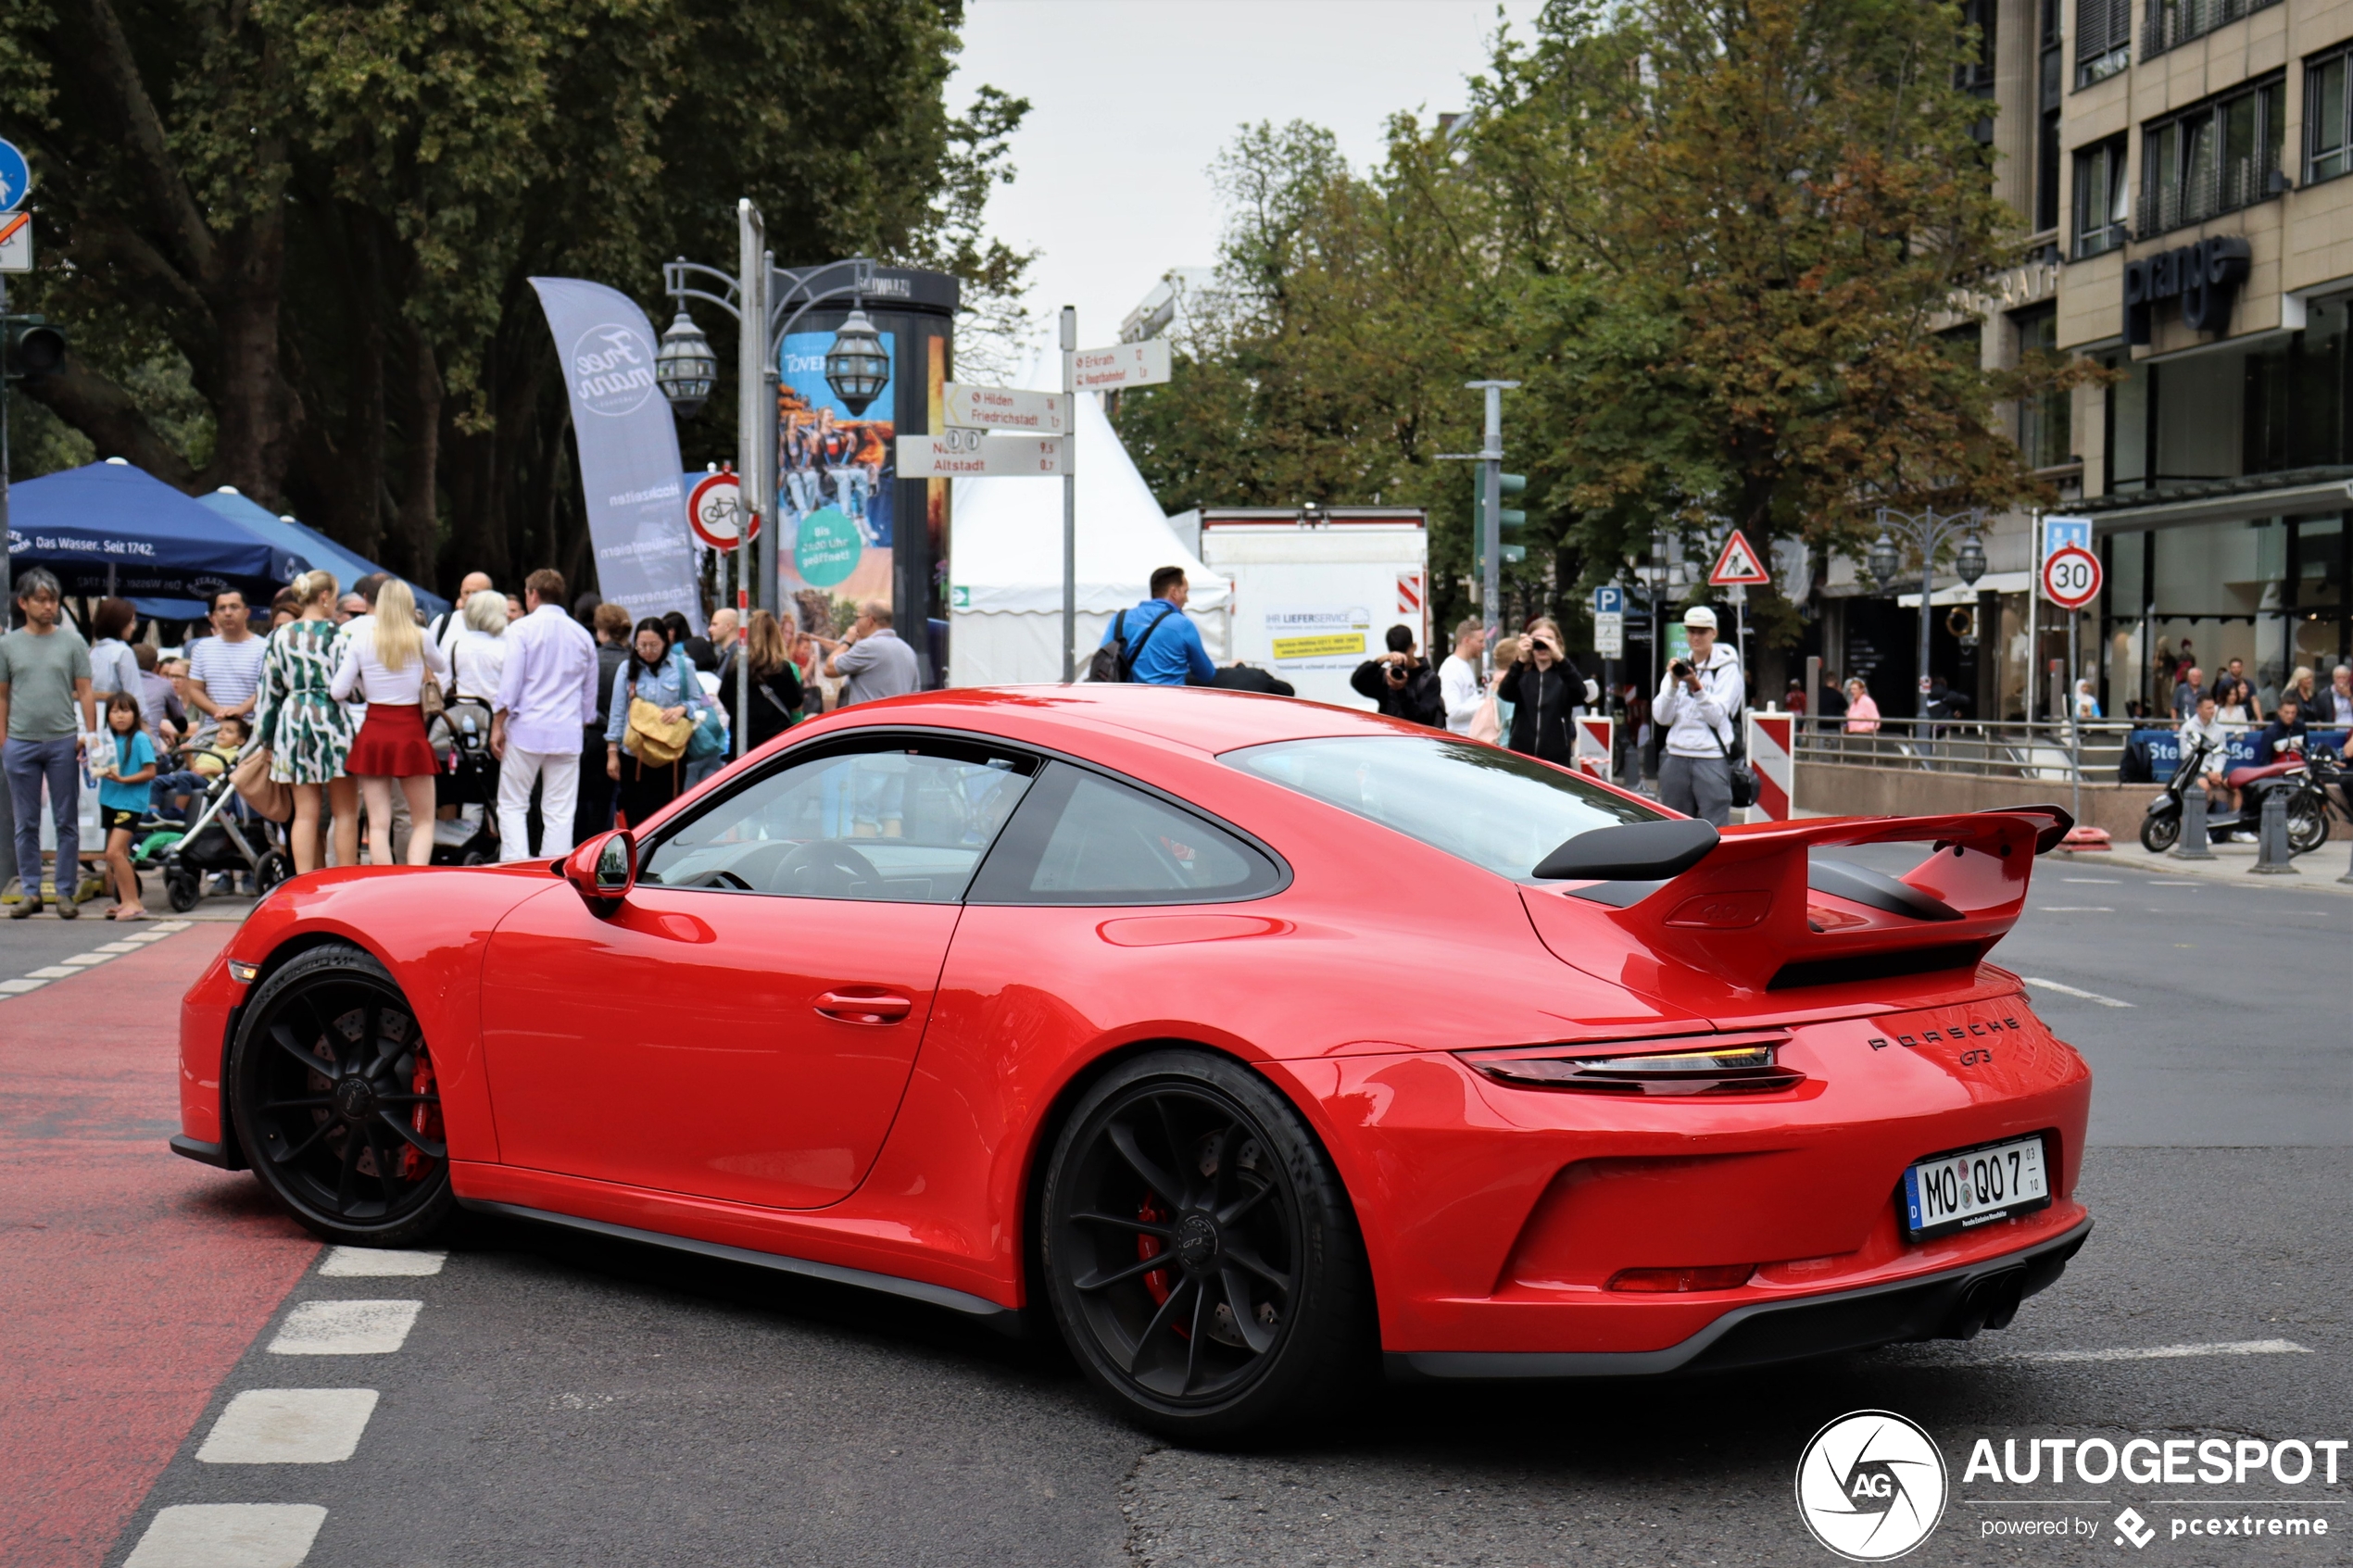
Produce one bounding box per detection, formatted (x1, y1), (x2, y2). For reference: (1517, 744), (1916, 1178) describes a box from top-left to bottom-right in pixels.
(778, 329), (895, 633)
(528, 277), (701, 632)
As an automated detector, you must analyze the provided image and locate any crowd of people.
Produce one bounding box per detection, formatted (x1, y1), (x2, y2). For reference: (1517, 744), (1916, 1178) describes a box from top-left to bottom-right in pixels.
(0, 560), (925, 919)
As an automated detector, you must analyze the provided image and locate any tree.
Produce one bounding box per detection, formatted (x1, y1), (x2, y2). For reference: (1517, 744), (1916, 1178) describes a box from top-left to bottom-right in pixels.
(0, 0), (1027, 590)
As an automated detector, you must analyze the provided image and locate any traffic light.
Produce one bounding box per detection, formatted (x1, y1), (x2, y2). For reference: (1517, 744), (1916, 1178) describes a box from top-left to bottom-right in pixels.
(4, 316), (66, 382)
(1473, 471), (1529, 571)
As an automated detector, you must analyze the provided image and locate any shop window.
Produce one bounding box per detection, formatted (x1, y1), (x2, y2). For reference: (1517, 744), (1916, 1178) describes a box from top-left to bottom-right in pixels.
(2073, 138), (2131, 258)
(2014, 307), (2071, 470)
(2140, 76), (2285, 236)
(2106, 354), (2149, 492)
(2242, 296), (2350, 474)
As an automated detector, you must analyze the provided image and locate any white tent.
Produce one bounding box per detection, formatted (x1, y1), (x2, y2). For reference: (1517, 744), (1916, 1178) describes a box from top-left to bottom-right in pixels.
(947, 390), (1227, 685)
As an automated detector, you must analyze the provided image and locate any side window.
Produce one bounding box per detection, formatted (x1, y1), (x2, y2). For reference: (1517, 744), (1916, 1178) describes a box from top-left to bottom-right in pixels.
(967, 762), (1283, 906)
(638, 740), (1037, 902)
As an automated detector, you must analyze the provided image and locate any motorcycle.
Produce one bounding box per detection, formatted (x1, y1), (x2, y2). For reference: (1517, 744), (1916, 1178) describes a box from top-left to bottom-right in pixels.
(2226, 740), (2350, 856)
(2139, 734), (2246, 852)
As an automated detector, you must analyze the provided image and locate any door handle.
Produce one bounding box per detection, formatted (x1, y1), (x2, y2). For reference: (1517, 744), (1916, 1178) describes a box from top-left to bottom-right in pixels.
(814, 991), (913, 1024)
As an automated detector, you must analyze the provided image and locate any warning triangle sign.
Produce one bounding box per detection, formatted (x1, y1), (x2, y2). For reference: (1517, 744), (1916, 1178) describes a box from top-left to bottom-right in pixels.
(1707, 529), (1771, 586)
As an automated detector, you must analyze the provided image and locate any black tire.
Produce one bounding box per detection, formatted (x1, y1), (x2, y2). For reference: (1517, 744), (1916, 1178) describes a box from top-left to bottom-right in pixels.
(253, 849), (294, 896)
(2138, 810), (2180, 854)
(1039, 1048), (1372, 1440)
(227, 943), (454, 1247)
(2286, 798), (2329, 856)
(166, 871), (201, 912)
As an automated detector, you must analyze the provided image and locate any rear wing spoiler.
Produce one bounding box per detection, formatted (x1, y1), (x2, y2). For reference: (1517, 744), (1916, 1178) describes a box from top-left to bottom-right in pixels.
(1524, 806), (2073, 998)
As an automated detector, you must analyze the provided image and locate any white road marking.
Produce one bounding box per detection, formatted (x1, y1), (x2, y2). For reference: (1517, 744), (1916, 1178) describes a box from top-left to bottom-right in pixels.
(0, 977), (47, 995)
(2036, 906), (2115, 912)
(2147, 880), (2204, 886)
(94, 939), (143, 953)
(196, 1388), (379, 1463)
(152, 919), (191, 930)
(320, 1247), (446, 1277)
(2023, 976), (2135, 1009)
(2007, 1338), (2313, 1363)
(124, 1504), (328, 1568)
(60, 951), (113, 966)
(26, 965), (81, 979)
(2061, 877), (2120, 884)
(269, 1299), (422, 1355)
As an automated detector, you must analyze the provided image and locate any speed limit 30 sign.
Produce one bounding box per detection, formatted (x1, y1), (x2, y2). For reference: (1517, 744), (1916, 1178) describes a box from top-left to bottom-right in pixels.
(2041, 544), (2102, 610)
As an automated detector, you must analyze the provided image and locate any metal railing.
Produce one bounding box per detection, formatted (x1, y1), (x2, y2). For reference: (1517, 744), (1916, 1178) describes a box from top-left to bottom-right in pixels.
(2137, 151), (2275, 237)
(1794, 716), (2141, 784)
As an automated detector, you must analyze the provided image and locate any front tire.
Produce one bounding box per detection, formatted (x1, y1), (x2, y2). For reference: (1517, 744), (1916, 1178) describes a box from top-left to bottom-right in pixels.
(2286, 798), (2329, 855)
(2139, 810), (2180, 854)
(228, 943), (453, 1247)
(1040, 1049), (1372, 1439)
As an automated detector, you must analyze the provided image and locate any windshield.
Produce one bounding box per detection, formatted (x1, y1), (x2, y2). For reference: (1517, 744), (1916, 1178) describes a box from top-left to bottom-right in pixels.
(1224, 734), (1665, 879)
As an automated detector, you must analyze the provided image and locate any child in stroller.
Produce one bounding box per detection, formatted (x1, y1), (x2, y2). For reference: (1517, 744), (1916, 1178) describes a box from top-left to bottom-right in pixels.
(153, 729), (292, 911)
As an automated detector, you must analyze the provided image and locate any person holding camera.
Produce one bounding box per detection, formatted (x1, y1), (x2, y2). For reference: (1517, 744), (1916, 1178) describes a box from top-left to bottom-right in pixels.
(1498, 618), (1590, 765)
(1654, 604), (1743, 826)
(1351, 624), (1446, 726)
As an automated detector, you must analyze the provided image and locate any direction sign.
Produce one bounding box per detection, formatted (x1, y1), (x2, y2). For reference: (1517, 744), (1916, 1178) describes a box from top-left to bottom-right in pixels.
(1707, 528), (1771, 586)
(943, 382), (1069, 434)
(0, 139), (27, 213)
(0, 210), (29, 274)
(686, 470), (758, 550)
(1066, 338), (1171, 394)
(2042, 543), (2102, 610)
(897, 430), (1069, 479)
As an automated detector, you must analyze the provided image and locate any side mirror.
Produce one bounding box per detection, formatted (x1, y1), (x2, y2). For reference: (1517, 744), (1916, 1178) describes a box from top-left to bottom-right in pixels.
(564, 829), (636, 905)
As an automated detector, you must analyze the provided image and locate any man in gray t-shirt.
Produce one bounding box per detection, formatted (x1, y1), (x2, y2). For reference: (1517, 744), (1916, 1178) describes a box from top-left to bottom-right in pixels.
(0, 569), (98, 915)
(820, 598), (921, 707)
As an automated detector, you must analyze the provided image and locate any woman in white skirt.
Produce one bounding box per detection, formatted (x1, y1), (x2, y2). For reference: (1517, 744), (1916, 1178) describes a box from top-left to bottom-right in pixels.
(330, 580), (450, 867)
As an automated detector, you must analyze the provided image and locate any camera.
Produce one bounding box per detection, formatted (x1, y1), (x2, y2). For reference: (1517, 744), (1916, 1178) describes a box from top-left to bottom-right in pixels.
(1669, 658), (1692, 680)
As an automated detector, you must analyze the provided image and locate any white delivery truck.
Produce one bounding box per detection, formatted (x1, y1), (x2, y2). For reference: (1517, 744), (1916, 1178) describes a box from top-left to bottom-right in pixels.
(1187, 507), (1430, 710)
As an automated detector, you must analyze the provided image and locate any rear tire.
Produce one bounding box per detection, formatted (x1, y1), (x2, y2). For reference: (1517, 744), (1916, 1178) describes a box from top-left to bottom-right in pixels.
(228, 943), (453, 1247)
(1039, 1049), (1373, 1440)
(2139, 811), (2180, 854)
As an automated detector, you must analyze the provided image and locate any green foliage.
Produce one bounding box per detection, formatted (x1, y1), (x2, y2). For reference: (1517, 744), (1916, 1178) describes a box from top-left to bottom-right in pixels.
(1114, 0), (2090, 646)
(0, 0), (1026, 591)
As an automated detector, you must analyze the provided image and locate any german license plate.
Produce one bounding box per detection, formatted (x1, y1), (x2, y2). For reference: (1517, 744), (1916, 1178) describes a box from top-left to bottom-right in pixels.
(1901, 1135), (2050, 1240)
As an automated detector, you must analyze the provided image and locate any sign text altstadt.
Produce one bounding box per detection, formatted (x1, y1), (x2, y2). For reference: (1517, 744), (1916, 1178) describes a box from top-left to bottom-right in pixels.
(897, 430), (1069, 480)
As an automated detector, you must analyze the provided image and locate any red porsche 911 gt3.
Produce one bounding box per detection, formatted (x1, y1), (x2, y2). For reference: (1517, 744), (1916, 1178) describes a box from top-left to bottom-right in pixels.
(174, 685), (2090, 1436)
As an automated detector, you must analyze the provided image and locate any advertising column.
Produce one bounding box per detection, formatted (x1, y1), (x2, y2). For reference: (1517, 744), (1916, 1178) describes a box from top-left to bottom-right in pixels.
(774, 268), (957, 684)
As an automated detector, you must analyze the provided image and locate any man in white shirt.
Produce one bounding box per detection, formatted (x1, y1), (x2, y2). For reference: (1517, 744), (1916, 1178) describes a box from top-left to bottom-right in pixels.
(2176, 694), (2234, 808)
(186, 589), (267, 744)
(1653, 605), (1743, 826)
(491, 569), (600, 859)
(1437, 616), (1490, 735)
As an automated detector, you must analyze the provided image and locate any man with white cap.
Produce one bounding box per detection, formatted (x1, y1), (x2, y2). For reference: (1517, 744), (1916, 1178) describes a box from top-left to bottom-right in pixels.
(1654, 604), (1743, 826)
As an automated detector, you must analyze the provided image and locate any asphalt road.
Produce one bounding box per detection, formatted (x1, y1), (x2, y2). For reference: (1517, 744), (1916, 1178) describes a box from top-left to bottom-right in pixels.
(4, 855), (2347, 1568)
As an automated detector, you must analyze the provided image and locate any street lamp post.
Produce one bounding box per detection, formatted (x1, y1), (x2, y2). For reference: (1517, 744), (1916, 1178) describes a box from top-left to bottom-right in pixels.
(655, 198), (876, 759)
(1869, 507), (1987, 721)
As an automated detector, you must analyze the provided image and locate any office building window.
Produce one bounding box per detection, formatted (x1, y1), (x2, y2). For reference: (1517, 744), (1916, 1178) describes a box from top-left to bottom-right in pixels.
(2073, 139), (2131, 257)
(2014, 307), (2072, 470)
(2038, 0), (2064, 232)
(2309, 44), (2353, 185)
(2145, 0), (2282, 59)
(2078, 0), (2132, 84)
(2140, 76), (2285, 236)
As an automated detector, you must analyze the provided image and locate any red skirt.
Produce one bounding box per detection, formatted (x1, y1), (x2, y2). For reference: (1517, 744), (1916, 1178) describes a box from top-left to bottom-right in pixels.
(346, 703), (439, 778)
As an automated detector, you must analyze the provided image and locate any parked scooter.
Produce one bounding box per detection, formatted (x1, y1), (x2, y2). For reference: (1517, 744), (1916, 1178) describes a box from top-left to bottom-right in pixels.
(2140, 734), (2244, 852)
(2225, 739), (2349, 856)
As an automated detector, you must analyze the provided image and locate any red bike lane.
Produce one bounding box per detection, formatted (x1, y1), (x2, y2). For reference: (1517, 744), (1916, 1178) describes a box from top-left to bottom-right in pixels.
(0, 925), (319, 1567)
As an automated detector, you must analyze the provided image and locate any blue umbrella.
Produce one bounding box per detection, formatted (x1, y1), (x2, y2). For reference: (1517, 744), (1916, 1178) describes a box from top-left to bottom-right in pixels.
(197, 488), (451, 620)
(6, 459), (305, 614)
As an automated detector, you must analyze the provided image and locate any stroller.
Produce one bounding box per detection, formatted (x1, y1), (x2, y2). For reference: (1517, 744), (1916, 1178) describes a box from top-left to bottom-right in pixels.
(426, 697), (502, 865)
(156, 759), (292, 912)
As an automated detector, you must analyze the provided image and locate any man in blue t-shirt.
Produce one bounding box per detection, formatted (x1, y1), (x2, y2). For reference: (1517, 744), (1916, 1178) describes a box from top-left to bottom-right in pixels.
(1100, 567), (1215, 686)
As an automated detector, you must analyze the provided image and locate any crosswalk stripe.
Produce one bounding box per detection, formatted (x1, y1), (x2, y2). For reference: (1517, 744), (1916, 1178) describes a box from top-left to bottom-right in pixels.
(320, 1247), (447, 1277)
(196, 1389), (379, 1464)
(123, 1503), (329, 1568)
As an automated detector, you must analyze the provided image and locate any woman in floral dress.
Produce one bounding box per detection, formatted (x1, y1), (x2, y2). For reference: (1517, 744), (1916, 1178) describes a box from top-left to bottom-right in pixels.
(256, 570), (358, 872)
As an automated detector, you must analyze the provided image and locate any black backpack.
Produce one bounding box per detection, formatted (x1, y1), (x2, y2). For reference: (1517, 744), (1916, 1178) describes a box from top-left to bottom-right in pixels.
(1086, 605), (1176, 683)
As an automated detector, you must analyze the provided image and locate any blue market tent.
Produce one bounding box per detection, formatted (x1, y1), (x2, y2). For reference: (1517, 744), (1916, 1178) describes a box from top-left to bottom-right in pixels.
(198, 488), (450, 621)
(6, 459), (305, 616)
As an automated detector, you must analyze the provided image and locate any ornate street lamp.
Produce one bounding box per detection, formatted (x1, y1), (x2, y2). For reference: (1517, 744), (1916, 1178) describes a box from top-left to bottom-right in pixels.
(823, 308), (890, 414)
(653, 310), (716, 419)
(1955, 532), (1989, 587)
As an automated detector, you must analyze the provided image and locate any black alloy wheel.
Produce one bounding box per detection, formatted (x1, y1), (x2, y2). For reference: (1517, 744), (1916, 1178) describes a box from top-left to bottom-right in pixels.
(1041, 1049), (1371, 1438)
(229, 943), (454, 1246)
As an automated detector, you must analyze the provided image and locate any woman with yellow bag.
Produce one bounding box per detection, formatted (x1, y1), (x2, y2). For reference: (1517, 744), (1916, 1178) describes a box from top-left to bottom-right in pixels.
(604, 617), (715, 827)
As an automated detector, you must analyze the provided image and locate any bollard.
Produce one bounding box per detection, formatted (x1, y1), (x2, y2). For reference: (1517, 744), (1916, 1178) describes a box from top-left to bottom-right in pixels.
(2341, 825), (2353, 885)
(2172, 785), (2214, 860)
(2249, 791), (2300, 875)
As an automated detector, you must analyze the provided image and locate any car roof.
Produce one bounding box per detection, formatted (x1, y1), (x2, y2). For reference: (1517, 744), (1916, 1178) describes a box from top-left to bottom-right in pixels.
(818, 684), (1419, 758)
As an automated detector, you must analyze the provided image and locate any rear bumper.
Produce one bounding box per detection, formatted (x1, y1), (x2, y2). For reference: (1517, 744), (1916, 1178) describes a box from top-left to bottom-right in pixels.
(1388, 1215), (2090, 1380)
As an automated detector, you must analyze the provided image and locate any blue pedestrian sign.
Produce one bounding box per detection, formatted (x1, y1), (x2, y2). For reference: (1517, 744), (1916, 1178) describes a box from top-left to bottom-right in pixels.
(1592, 584), (1625, 616)
(0, 139), (28, 213)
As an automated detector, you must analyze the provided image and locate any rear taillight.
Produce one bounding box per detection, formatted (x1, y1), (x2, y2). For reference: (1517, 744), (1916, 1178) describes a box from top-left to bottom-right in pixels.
(1607, 1264), (1756, 1292)
(1460, 1030), (1802, 1096)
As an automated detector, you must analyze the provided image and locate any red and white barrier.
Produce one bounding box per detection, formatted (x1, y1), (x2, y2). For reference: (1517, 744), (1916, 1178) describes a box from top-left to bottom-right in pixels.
(1575, 715), (1614, 779)
(1745, 711), (1794, 822)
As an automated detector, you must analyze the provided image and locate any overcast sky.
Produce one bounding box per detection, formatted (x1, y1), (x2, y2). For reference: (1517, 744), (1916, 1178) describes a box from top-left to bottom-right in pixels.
(951, 0), (1545, 372)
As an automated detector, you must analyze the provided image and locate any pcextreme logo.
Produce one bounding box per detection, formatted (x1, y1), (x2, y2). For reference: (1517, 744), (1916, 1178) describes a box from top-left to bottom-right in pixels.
(1797, 1411), (1950, 1562)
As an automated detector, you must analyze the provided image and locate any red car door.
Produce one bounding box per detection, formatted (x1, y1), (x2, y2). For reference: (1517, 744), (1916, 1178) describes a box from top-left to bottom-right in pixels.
(480, 734), (1038, 1210)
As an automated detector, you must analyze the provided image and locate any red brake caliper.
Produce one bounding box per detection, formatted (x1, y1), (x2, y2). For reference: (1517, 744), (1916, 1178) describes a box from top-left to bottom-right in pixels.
(405, 1052), (440, 1181)
(1138, 1192), (1179, 1324)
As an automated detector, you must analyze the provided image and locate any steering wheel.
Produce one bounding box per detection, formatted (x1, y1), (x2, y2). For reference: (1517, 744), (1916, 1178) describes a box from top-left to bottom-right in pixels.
(773, 841), (881, 898)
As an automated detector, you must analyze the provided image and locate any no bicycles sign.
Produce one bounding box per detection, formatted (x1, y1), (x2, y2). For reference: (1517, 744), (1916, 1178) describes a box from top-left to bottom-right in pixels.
(2041, 544), (2101, 611)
